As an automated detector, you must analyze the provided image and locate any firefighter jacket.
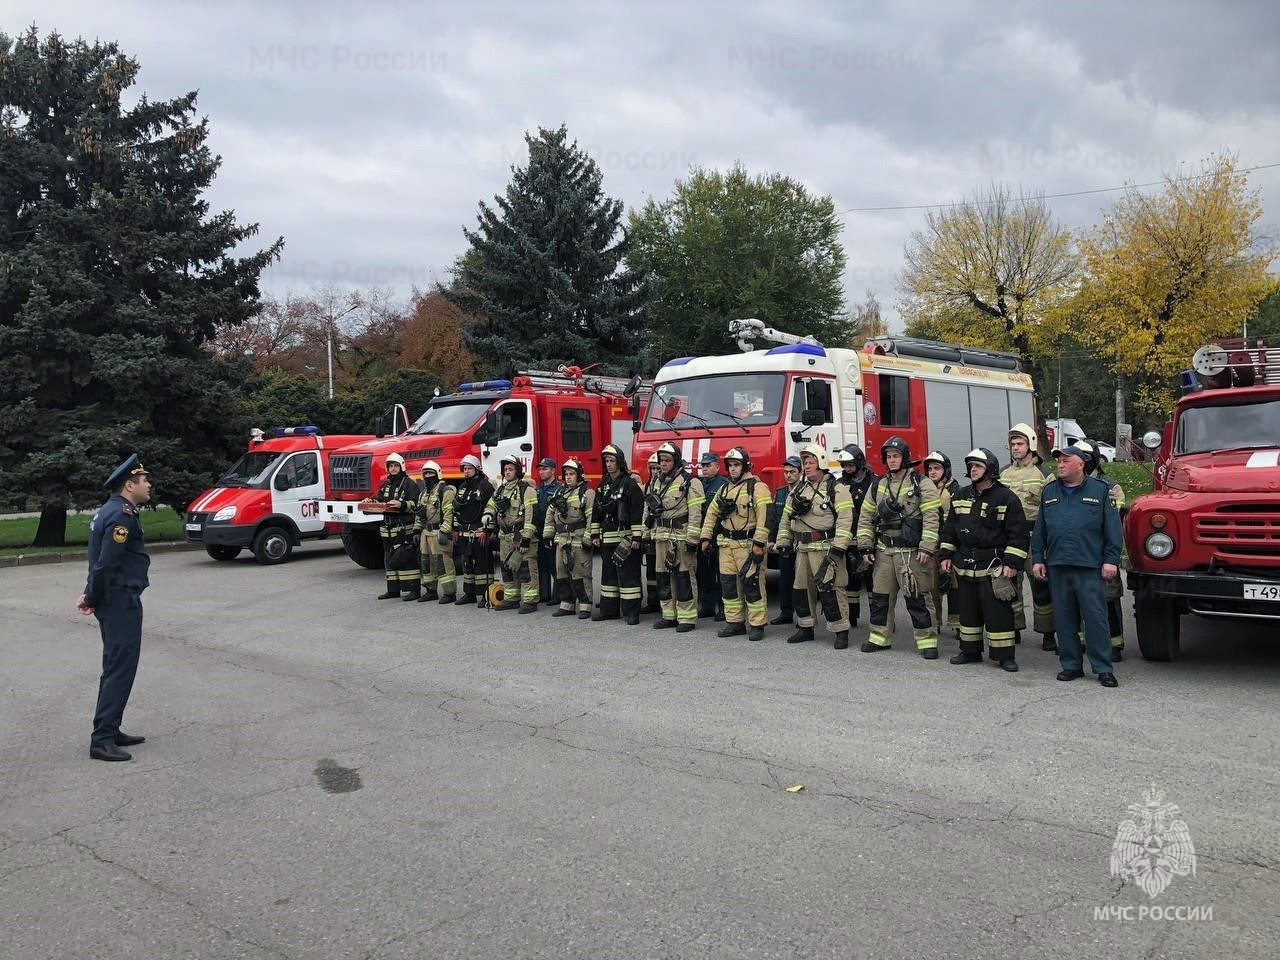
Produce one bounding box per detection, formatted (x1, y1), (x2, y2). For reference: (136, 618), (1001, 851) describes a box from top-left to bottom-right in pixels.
(450, 475), (494, 531)
(590, 470), (645, 544)
(1030, 476), (1124, 568)
(776, 472), (854, 551)
(700, 473), (772, 547)
(642, 469), (705, 547)
(937, 480), (1030, 572)
(374, 472), (419, 527)
(855, 470), (941, 554)
(836, 468), (877, 525)
(543, 481), (594, 542)
(1002, 457), (1050, 522)
(483, 478), (538, 540)
(412, 479), (455, 534)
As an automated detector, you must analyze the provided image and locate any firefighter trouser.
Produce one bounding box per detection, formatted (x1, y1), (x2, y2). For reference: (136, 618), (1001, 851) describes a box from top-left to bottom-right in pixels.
(719, 537), (766, 627)
(930, 559), (959, 633)
(457, 529), (492, 600)
(418, 528), (456, 597)
(793, 544), (849, 634)
(867, 547), (936, 650)
(498, 531), (539, 606)
(844, 553), (880, 628)
(954, 569), (1017, 660)
(599, 533), (642, 619)
(1014, 529), (1055, 634)
(654, 528), (697, 625)
(643, 538), (660, 611)
(1106, 570), (1124, 649)
(380, 522), (417, 593)
(553, 535), (594, 615)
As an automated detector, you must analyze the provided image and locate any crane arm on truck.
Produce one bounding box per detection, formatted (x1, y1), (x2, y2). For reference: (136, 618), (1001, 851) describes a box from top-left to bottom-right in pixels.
(728, 318), (823, 353)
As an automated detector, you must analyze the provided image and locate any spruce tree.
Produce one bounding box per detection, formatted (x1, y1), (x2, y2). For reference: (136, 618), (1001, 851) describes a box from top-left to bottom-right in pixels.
(445, 125), (646, 378)
(0, 29), (283, 543)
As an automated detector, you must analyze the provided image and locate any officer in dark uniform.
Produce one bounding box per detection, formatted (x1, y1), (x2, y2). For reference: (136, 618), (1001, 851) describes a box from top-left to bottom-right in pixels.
(696, 451), (726, 619)
(77, 454), (153, 762)
(533, 457), (561, 605)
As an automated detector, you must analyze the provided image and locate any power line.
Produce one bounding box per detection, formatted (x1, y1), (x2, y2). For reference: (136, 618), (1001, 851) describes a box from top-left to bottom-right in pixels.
(837, 161), (1280, 215)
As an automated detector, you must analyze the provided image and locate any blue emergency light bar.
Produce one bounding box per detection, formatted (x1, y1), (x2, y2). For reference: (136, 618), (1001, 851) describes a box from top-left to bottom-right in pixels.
(765, 343), (827, 357)
(457, 379), (514, 392)
(661, 357), (694, 368)
(270, 426), (320, 436)
(1178, 371), (1203, 396)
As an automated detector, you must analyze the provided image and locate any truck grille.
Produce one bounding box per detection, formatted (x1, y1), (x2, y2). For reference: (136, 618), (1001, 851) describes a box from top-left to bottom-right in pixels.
(1195, 505), (1280, 557)
(329, 454), (373, 492)
(185, 512), (207, 541)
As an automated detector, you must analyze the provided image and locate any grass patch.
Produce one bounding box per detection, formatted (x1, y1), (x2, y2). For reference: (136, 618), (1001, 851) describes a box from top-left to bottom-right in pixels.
(0, 506), (185, 553)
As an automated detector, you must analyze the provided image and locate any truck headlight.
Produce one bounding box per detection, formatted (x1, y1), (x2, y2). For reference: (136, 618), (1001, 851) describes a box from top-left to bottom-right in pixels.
(213, 505), (238, 522)
(1144, 532), (1174, 559)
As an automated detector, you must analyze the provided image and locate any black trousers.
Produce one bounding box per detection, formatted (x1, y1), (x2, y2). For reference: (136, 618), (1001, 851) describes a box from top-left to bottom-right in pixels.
(92, 590), (143, 748)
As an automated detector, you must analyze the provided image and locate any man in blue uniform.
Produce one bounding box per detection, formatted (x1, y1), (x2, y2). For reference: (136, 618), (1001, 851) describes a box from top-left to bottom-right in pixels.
(77, 454), (153, 761)
(1030, 445), (1124, 687)
(696, 452), (726, 620)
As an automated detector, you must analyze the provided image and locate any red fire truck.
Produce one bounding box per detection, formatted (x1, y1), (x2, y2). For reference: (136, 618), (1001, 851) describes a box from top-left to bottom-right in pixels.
(1124, 340), (1280, 661)
(631, 319), (1037, 494)
(321, 366), (649, 568)
(184, 427), (376, 564)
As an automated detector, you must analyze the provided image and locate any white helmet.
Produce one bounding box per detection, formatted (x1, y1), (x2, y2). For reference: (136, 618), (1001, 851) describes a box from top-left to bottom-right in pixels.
(460, 454), (482, 473)
(422, 459), (442, 477)
(385, 453), (406, 469)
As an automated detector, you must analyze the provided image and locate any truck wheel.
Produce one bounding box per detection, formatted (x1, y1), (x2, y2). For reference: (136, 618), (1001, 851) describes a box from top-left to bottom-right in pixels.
(252, 525), (293, 565)
(341, 526), (385, 569)
(205, 545), (241, 561)
(1134, 589), (1181, 661)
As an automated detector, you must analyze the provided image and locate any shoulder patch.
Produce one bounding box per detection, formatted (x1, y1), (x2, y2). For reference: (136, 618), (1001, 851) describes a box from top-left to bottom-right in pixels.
(112, 524), (129, 544)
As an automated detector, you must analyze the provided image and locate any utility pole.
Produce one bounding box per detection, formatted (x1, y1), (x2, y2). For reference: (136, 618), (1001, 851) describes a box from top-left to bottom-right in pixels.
(327, 326), (334, 400)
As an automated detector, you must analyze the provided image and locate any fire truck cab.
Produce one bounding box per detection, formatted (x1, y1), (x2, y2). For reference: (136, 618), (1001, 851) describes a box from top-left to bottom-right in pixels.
(321, 366), (650, 568)
(1124, 340), (1280, 661)
(184, 427), (375, 564)
(632, 319), (1036, 496)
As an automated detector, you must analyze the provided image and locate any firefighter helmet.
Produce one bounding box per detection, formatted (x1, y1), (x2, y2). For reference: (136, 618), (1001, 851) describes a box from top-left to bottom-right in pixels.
(723, 446), (751, 475)
(880, 436), (911, 466)
(385, 452), (406, 469)
(601, 443), (628, 473)
(561, 457), (584, 481)
(498, 453), (523, 479)
(840, 444), (867, 471)
(1055, 439), (1100, 474)
(963, 447), (1001, 481)
(1008, 422), (1037, 447)
(648, 452), (658, 466)
(460, 454), (482, 474)
(655, 440), (683, 469)
(798, 442), (826, 465)
(421, 459), (442, 478)
(922, 451), (951, 477)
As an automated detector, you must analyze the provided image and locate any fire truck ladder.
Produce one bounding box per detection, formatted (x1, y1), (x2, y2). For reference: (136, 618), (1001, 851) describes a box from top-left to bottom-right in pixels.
(728, 318), (823, 353)
(1193, 340), (1279, 387)
(519, 367), (653, 402)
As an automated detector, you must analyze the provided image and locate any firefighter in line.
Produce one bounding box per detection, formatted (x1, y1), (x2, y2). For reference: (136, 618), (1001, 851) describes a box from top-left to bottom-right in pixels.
(482, 454), (541, 613)
(856, 436), (941, 658)
(766, 455), (803, 626)
(1004, 423), (1057, 651)
(450, 454), (495, 606)
(412, 459), (456, 603)
(374, 452), (421, 600)
(776, 443), (856, 650)
(641, 451), (663, 615)
(534, 457), (561, 606)
(1078, 440), (1128, 661)
(922, 451), (962, 636)
(937, 448), (1029, 672)
(700, 446), (773, 641)
(835, 444), (879, 631)
(543, 457), (596, 620)
(645, 442), (705, 633)
(590, 444), (646, 624)
(696, 452), (727, 620)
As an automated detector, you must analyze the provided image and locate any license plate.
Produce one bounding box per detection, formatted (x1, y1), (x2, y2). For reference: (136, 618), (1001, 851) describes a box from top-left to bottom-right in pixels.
(1242, 583), (1280, 601)
(185, 523), (201, 532)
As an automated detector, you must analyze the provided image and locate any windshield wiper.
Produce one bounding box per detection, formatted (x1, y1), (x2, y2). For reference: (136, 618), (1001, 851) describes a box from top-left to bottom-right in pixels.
(711, 409), (749, 434)
(678, 410), (714, 434)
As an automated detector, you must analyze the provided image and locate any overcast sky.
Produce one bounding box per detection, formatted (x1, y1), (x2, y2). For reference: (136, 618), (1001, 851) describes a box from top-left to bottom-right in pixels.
(11, 0), (1280, 329)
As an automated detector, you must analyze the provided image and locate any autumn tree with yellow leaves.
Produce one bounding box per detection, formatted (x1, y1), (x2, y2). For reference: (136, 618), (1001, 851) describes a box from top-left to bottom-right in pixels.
(898, 185), (1076, 371)
(1072, 155), (1276, 416)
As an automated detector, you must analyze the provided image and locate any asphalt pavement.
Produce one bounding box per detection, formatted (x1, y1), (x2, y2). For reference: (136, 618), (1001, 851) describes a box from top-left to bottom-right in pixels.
(2, 544), (1277, 959)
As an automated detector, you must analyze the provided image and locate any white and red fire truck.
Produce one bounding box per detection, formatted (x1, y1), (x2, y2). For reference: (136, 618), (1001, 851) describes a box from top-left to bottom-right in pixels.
(631, 319), (1037, 494)
(321, 366), (650, 568)
(184, 427), (376, 564)
(1124, 340), (1280, 661)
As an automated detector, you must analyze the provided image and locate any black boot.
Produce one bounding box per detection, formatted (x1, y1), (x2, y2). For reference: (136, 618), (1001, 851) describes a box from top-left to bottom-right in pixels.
(439, 592), (456, 604)
(747, 625), (764, 642)
(717, 622), (746, 637)
(1041, 632), (1057, 652)
(552, 606), (575, 617)
(417, 588), (438, 602)
(377, 582), (399, 600)
(401, 584), (420, 601)
(921, 648), (938, 659)
(518, 603), (537, 614)
(786, 626), (814, 644)
(833, 630), (849, 650)
(860, 641), (889, 652)
(1000, 658), (1019, 672)
(455, 591), (474, 606)
(653, 618), (677, 629)
(1112, 646), (1124, 662)
(950, 651), (982, 664)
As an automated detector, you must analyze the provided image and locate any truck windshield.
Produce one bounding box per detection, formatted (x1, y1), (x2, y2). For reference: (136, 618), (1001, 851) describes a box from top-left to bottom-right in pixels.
(645, 373), (785, 430)
(407, 400), (490, 435)
(219, 451), (283, 488)
(1176, 399), (1280, 454)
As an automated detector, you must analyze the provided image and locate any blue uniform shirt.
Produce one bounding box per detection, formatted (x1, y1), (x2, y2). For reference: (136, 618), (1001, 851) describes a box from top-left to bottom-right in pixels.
(1030, 475), (1122, 568)
(85, 495), (151, 607)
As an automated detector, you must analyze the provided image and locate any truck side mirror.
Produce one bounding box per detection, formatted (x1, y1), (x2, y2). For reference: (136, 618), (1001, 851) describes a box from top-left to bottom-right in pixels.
(804, 381), (829, 418)
(477, 409), (500, 446)
(274, 474), (291, 491)
(801, 409), (826, 427)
